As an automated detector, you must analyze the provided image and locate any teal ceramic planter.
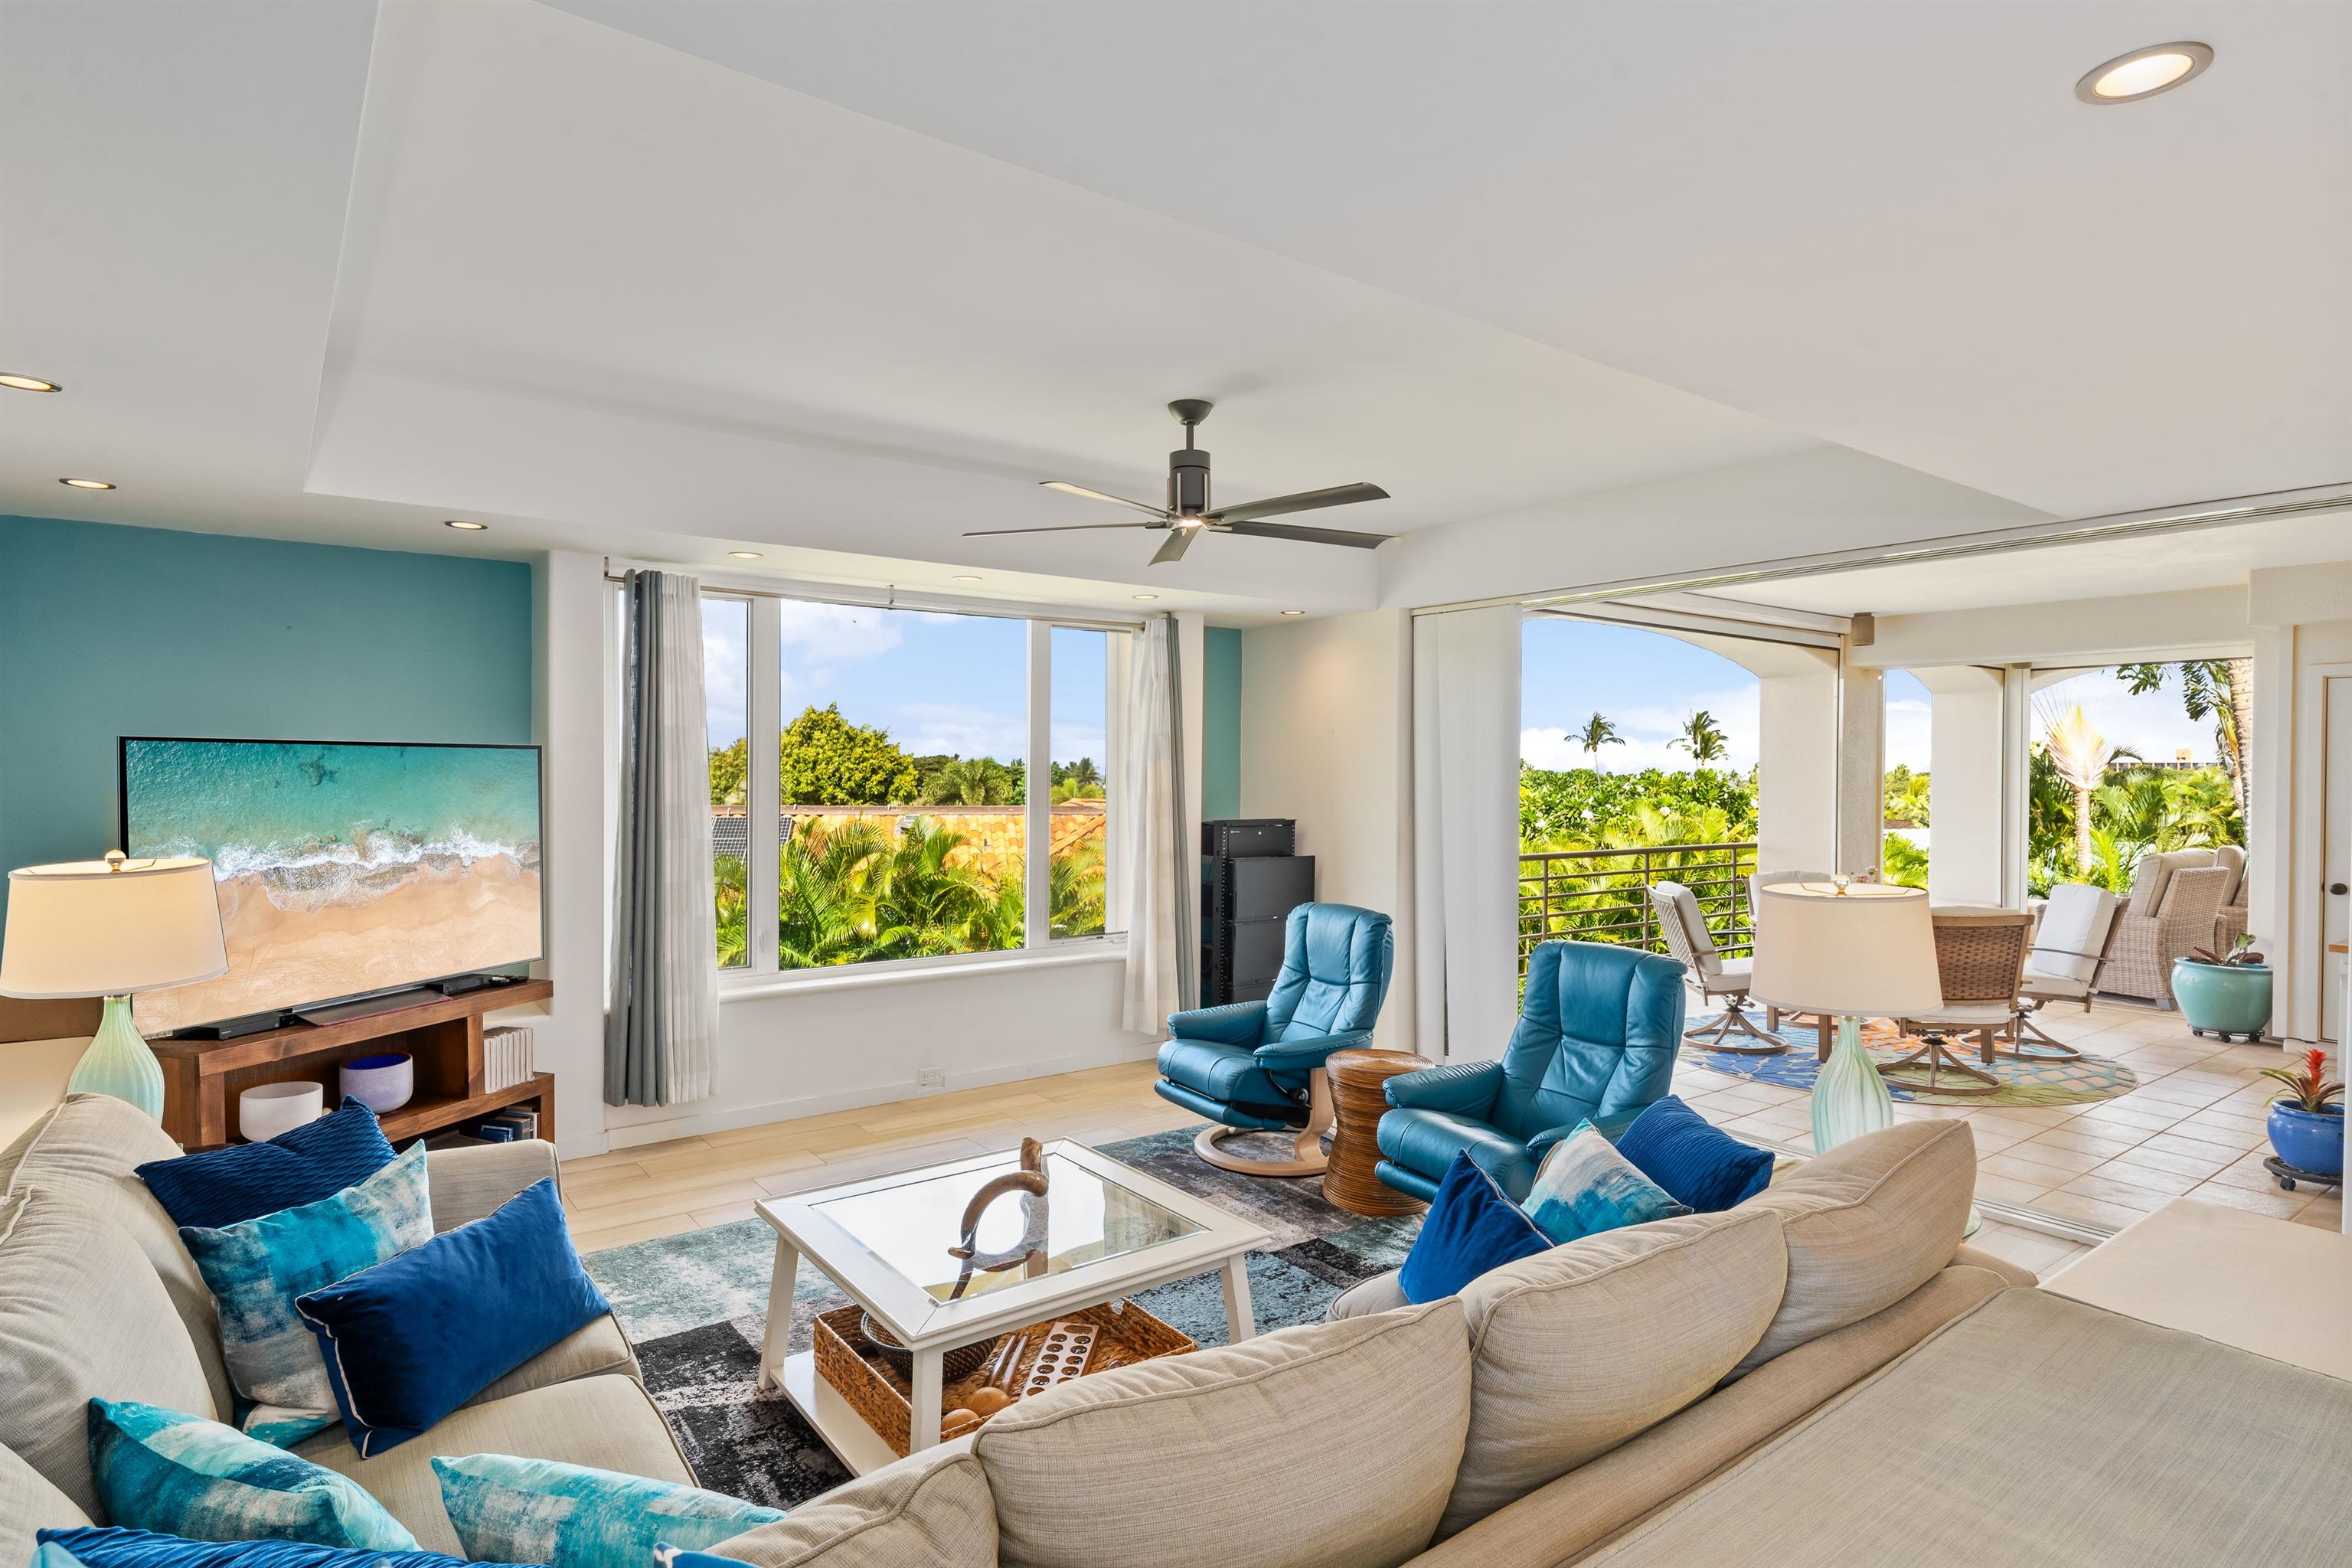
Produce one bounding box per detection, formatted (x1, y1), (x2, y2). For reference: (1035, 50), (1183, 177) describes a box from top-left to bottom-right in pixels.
(2170, 959), (2272, 1043)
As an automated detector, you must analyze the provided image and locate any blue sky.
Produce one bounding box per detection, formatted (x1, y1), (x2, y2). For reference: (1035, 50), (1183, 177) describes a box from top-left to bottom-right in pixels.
(701, 600), (1110, 767)
(1521, 619), (2216, 774)
(1522, 619), (1761, 772)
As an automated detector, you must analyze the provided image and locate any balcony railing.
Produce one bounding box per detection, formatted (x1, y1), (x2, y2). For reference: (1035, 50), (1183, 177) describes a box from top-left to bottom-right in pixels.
(1518, 841), (1759, 972)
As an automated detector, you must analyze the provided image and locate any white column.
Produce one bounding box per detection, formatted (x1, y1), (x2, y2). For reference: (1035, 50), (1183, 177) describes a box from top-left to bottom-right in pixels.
(1755, 656), (1841, 876)
(531, 550), (613, 1158)
(1910, 666), (2006, 908)
(1837, 662), (1885, 877)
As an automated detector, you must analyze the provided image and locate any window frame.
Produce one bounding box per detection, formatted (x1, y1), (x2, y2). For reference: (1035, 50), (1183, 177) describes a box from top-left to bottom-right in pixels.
(647, 570), (1139, 993)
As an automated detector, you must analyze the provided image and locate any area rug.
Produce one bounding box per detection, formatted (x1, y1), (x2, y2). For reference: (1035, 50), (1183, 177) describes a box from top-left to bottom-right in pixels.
(1683, 1013), (2137, 1107)
(581, 1128), (1421, 1509)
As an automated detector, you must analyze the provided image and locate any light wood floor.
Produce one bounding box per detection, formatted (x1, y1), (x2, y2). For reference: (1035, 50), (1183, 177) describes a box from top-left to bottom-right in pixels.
(558, 1058), (1191, 1253)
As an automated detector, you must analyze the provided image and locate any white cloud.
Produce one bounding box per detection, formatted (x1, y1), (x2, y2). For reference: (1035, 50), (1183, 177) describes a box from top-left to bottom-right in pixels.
(891, 702), (1027, 761)
(1524, 681), (1761, 773)
(1883, 697), (1932, 773)
(701, 603), (750, 743)
(2035, 668), (2220, 765)
(777, 601), (906, 661)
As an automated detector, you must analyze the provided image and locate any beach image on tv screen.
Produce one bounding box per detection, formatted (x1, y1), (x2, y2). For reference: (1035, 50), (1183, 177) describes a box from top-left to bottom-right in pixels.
(122, 740), (542, 1033)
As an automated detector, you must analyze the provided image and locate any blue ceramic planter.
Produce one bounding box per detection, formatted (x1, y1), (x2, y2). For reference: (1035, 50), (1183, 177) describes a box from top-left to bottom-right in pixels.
(2170, 959), (2272, 1042)
(2267, 1102), (2344, 1178)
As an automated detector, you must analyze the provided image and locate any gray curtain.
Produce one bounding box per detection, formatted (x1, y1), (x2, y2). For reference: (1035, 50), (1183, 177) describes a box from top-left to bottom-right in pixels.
(606, 570), (720, 1107)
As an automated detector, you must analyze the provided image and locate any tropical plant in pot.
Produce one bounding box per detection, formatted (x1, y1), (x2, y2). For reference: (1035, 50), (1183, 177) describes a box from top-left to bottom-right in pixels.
(2256, 1047), (2344, 1180)
(2171, 934), (2272, 1043)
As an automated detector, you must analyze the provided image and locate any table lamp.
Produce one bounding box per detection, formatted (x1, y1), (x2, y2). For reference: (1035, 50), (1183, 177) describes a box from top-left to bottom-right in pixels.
(0, 851), (228, 1119)
(1751, 879), (1942, 1152)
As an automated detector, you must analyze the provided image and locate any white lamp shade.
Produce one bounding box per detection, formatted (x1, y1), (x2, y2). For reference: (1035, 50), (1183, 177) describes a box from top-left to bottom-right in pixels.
(1750, 880), (1942, 1018)
(0, 857), (229, 998)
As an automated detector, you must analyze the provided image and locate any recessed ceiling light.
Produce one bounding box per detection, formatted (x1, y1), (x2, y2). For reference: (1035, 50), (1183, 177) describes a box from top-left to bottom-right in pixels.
(952, 574), (983, 583)
(728, 550), (763, 560)
(443, 518), (488, 531)
(1132, 593), (1160, 602)
(1, 373), (60, 393)
(59, 477), (114, 490)
(2077, 42), (2212, 103)
(1280, 609), (1307, 616)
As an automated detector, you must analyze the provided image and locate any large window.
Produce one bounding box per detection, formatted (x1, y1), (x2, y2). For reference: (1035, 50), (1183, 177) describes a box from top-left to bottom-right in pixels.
(696, 589), (1130, 973)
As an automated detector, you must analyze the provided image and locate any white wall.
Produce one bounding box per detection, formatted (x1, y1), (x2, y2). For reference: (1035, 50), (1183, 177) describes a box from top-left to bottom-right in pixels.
(2249, 563), (2352, 1043)
(1239, 609), (1417, 1052)
(1912, 665), (2007, 907)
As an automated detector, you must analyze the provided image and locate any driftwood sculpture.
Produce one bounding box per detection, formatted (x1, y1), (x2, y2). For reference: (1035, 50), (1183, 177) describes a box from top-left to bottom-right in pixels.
(946, 1136), (1052, 1300)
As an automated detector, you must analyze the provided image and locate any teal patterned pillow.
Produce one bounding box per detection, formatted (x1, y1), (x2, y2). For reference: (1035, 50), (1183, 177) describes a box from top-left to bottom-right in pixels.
(1523, 1123), (1690, 1243)
(86, 1400), (416, 1550)
(179, 1141), (433, 1446)
(431, 1455), (783, 1568)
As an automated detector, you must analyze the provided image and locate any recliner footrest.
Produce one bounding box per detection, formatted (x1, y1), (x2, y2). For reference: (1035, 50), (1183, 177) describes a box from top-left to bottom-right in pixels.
(1153, 1077), (1304, 1132)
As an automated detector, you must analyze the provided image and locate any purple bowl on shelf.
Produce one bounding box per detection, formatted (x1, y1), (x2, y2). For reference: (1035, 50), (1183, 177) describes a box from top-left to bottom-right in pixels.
(340, 1051), (414, 1113)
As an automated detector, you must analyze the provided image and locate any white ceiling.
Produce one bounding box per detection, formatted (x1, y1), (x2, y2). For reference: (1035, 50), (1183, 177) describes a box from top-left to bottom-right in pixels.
(4, 0), (2347, 619)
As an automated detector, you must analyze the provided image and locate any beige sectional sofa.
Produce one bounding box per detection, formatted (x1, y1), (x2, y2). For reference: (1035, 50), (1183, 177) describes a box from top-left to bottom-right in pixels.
(0, 1093), (691, 1559)
(12, 1094), (2347, 1567)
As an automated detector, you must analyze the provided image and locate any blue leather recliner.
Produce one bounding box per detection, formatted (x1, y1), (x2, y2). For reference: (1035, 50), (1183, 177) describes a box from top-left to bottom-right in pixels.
(1155, 902), (1395, 1176)
(1376, 939), (1684, 1203)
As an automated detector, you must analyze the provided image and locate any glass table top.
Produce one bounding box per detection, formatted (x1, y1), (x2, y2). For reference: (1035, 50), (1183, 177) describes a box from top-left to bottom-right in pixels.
(808, 1148), (1207, 1309)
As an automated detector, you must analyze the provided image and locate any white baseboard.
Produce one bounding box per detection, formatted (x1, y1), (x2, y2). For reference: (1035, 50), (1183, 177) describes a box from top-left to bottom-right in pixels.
(597, 1038), (1160, 1151)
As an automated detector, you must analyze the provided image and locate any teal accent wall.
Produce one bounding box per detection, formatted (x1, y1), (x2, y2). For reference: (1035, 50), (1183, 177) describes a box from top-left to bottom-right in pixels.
(1202, 626), (1242, 821)
(0, 516), (534, 915)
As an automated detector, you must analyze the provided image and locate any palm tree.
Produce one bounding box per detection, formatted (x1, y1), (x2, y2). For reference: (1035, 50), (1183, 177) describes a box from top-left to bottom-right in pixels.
(2118, 659), (2253, 812)
(865, 818), (1001, 959)
(713, 853), (749, 967)
(924, 757), (1016, 806)
(776, 821), (887, 969)
(1049, 844), (1108, 937)
(1669, 710), (1729, 766)
(1576, 714), (1624, 760)
(2039, 701), (2112, 878)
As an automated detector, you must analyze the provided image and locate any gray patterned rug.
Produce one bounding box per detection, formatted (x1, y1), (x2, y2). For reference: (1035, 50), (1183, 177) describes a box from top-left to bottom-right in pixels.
(581, 1127), (1423, 1508)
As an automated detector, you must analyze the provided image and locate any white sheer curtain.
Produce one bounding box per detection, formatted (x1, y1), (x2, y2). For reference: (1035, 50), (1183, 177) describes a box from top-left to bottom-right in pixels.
(606, 570), (720, 1106)
(1118, 613), (1192, 1034)
(1413, 604), (1522, 1061)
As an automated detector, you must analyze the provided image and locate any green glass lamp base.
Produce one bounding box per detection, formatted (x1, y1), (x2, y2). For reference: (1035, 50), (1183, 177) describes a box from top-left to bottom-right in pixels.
(66, 994), (165, 1120)
(1810, 1014), (1893, 1152)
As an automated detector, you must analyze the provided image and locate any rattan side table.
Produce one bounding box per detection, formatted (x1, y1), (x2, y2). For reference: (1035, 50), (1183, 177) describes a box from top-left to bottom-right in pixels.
(1324, 1047), (1431, 1217)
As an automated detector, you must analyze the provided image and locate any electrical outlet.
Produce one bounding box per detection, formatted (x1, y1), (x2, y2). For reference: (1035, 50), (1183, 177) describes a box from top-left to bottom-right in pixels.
(916, 1067), (948, 1092)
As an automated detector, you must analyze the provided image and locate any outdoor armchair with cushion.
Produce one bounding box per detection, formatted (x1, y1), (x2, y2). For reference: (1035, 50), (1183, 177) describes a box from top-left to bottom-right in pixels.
(1374, 940), (1684, 1204)
(1155, 901), (1394, 1176)
(1651, 880), (1782, 1054)
(2210, 844), (2249, 952)
(2101, 854), (2234, 1009)
(2011, 883), (2120, 1059)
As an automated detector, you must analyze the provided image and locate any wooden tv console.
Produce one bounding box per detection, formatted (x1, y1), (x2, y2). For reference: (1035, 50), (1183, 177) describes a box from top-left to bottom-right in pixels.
(150, 978), (555, 1151)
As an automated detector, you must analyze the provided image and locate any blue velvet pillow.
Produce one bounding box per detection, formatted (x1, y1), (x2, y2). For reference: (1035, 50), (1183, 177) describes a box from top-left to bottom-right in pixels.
(37, 1529), (525, 1568)
(296, 1178), (610, 1456)
(1396, 1152), (1552, 1305)
(138, 1099), (397, 1231)
(1522, 1123), (1690, 1243)
(86, 1400), (416, 1550)
(1614, 1096), (1777, 1213)
(433, 1455), (784, 1568)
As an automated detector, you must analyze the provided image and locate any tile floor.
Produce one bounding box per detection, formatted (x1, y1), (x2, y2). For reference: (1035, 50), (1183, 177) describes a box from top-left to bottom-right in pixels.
(1674, 996), (2344, 1278)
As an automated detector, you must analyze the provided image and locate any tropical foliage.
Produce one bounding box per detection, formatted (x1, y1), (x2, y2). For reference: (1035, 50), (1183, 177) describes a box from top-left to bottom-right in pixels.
(715, 817), (1107, 969)
(1518, 763), (1758, 968)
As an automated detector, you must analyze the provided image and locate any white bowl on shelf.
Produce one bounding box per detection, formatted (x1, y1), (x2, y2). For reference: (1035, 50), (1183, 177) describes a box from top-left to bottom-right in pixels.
(340, 1052), (414, 1114)
(240, 1080), (324, 1142)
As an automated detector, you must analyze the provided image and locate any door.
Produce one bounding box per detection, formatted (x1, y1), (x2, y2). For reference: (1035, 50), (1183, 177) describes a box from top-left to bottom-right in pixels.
(2323, 678), (2352, 1041)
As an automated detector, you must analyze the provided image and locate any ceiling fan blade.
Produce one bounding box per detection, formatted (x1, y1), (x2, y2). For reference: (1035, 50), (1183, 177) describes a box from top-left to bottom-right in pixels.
(1210, 482), (1390, 524)
(1217, 519), (1392, 549)
(1150, 528), (1197, 565)
(962, 522), (1160, 537)
(1041, 481), (1170, 519)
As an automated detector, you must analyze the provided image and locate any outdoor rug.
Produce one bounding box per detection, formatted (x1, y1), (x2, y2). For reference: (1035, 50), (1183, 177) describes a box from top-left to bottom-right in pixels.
(581, 1127), (1422, 1509)
(1683, 1012), (2137, 1107)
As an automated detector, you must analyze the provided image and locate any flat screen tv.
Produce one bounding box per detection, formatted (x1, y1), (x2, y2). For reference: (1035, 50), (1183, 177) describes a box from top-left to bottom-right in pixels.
(119, 738), (544, 1034)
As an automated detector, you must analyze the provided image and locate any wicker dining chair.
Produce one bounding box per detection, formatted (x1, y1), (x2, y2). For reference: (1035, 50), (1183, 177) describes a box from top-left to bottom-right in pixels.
(1650, 880), (1785, 1054)
(1887, 907), (2032, 1096)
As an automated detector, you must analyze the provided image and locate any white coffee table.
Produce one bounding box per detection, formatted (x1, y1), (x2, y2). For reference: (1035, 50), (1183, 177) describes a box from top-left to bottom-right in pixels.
(754, 1138), (1269, 1474)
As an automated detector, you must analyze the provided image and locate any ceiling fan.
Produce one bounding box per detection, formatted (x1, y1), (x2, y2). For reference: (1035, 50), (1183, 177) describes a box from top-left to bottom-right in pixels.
(963, 400), (1392, 565)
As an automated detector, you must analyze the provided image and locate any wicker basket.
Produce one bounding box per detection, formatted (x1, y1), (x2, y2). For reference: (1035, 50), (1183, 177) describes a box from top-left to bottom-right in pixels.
(812, 1296), (1197, 1458)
